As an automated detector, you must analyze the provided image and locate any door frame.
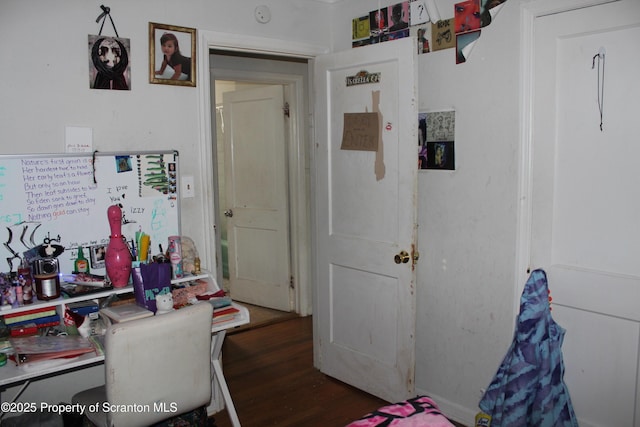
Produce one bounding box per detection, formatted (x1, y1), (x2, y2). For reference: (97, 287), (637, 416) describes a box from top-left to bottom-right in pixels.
(196, 30), (328, 315)
(515, 0), (620, 312)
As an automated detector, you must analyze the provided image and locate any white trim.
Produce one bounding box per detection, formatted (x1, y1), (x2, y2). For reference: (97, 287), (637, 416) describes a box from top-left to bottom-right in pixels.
(196, 31), (327, 316)
(521, 0), (619, 17)
(515, 0), (621, 313)
(199, 30), (328, 59)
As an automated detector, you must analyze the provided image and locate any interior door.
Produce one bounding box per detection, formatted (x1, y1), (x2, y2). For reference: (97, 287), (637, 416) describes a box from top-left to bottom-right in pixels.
(313, 37), (418, 402)
(223, 85), (292, 311)
(529, 1), (640, 426)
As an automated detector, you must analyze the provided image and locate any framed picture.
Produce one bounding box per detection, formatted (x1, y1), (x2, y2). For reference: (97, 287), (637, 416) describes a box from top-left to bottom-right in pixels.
(88, 35), (132, 90)
(90, 244), (107, 269)
(149, 22), (196, 87)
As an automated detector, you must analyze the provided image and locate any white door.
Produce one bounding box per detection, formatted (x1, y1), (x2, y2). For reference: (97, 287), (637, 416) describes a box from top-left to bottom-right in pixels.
(528, 1), (640, 426)
(313, 38), (418, 402)
(223, 85), (292, 311)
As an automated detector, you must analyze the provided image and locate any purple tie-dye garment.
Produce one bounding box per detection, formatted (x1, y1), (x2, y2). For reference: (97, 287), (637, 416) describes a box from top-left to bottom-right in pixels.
(478, 269), (579, 427)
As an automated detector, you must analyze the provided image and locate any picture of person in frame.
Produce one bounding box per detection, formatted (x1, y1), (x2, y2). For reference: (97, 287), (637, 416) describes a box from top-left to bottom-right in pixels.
(155, 32), (191, 81)
(91, 245), (107, 269)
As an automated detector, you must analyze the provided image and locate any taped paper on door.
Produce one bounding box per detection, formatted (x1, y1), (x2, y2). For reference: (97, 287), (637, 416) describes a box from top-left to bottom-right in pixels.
(341, 112), (381, 151)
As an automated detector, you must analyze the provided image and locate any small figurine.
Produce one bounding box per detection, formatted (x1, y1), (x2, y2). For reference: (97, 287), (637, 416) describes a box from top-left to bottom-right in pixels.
(2, 285), (16, 307)
(155, 293), (174, 315)
(180, 236), (200, 274)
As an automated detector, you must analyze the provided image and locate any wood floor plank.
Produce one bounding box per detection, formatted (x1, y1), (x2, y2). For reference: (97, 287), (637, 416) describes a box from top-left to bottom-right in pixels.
(212, 316), (387, 427)
(212, 316), (466, 427)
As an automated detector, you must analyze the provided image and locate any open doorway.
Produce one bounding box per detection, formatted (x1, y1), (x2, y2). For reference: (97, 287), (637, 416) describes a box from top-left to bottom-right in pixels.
(209, 50), (311, 315)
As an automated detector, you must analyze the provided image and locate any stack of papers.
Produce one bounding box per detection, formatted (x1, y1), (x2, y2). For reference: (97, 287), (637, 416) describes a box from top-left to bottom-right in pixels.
(9, 335), (97, 366)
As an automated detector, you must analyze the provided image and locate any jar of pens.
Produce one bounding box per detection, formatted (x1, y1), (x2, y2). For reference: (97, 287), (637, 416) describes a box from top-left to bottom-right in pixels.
(131, 231), (176, 265)
(130, 233), (188, 313)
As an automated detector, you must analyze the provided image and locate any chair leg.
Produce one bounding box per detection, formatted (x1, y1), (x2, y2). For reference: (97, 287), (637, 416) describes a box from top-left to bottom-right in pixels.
(212, 358), (241, 427)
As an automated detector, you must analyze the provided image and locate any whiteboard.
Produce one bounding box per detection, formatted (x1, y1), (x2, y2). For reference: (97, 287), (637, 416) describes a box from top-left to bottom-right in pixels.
(0, 151), (180, 275)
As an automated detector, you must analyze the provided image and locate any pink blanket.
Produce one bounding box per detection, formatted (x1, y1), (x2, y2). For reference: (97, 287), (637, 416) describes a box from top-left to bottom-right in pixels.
(346, 396), (456, 427)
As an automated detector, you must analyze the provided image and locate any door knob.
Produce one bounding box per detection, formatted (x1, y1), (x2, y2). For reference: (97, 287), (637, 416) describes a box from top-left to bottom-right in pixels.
(224, 209), (233, 217)
(394, 250), (410, 264)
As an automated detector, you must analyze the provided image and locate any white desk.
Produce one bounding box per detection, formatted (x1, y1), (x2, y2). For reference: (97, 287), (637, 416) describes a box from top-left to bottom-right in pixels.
(210, 305), (249, 427)
(0, 302), (249, 427)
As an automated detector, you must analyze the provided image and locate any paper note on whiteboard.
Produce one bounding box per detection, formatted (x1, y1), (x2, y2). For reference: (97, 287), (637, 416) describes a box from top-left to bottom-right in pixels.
(341, 112), (380, 151)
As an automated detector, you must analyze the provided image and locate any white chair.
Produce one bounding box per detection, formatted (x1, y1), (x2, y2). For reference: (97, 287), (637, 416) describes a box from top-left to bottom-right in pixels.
(72, 302), (214, 427)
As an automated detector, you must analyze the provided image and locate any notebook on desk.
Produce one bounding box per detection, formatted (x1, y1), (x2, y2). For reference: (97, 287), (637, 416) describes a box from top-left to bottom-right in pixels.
(100, 303), (154, 323)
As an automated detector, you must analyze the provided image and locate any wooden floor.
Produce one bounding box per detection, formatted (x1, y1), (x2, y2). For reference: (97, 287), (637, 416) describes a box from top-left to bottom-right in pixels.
(212, 316), (466, 427)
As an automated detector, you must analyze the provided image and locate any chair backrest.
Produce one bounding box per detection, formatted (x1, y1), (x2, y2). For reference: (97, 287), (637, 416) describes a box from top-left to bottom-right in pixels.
(104, 302), (213, 427)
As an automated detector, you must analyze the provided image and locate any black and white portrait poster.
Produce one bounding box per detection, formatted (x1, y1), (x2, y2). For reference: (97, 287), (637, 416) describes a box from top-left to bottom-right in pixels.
(88, 35), (131, 90)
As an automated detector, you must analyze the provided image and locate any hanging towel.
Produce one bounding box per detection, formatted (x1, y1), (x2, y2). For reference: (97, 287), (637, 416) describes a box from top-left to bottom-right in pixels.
(478, 269), (579, 427)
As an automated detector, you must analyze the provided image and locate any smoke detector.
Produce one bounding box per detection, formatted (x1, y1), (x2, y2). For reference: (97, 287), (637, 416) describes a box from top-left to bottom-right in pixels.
(254, 5), (271, 24)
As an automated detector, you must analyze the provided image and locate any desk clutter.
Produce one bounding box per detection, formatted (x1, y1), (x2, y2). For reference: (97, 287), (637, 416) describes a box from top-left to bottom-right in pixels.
(0, 275), (240, 371)
(0, 203), (194, 307)
(0, 206), (243, 370)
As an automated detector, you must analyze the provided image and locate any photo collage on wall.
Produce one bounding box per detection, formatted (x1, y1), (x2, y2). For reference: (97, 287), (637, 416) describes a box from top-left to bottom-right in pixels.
(352, 2), (411, 47)
(353, 0), (508, 64)
(418, 111), (455, 170)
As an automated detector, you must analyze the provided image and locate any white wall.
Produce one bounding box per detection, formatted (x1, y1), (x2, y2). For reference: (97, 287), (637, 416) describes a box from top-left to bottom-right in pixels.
(0, 0), (329, 264)
(2, 0), (526, 424)
(415, 3), (521, 422)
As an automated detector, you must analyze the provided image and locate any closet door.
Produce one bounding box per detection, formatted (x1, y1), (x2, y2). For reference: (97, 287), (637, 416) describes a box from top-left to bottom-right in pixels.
(527, 1), (640, 426)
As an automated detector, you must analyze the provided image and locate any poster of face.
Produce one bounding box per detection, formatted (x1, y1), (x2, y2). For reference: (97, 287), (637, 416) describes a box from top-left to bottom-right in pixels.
(88, 35), (131, 90)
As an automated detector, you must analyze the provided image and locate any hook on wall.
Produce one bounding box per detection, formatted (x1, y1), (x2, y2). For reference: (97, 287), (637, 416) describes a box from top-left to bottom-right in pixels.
(95, 4), (119, 37)
(591, 47), (605, 131)
(95, 5), (110, 23)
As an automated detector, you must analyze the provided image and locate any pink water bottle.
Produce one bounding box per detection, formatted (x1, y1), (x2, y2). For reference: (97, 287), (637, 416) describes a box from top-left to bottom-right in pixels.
(105, 205), (132, 287)
(168, 235), (183, 279)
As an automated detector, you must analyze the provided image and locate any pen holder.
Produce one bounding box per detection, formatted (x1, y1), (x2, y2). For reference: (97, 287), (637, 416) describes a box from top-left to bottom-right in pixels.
(132, 263), (171, 313)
